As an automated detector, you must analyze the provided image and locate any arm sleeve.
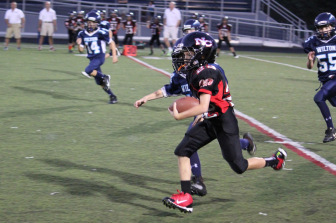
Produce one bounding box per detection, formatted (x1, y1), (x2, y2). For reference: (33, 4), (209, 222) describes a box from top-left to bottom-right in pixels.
(303, 36), (314, 53)
(162, 73), (183, 97)
(20, 10), (25, 18)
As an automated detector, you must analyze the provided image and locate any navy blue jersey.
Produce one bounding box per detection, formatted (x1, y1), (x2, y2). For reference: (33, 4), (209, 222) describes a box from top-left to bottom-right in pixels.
(78, 28), (111, 58)
(162, 63), (227, 97)
(304, 35), (336, 82)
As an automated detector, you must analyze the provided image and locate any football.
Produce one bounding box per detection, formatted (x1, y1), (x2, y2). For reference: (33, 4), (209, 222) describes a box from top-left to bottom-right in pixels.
(168, 97), (199, 113)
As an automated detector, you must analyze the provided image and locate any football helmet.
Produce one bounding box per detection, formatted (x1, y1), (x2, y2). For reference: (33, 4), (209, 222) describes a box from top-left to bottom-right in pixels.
(182, 19), (201, 35)
(69, 11), (77, 17)
(77, 10), (85, 17)
(110, 9), (118, 17)
(172, 32), (217, 73)
(85, 11), (101, 32)
(191, 13), (199, 20)
(314, 12), (336, 40)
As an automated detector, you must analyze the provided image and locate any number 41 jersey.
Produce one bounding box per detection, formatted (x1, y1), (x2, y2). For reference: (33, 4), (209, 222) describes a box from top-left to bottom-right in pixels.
(304, 35), (336, 82)
(77, 28), (111, 58)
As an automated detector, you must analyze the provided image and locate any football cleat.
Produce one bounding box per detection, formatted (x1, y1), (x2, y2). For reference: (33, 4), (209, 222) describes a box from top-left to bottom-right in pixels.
(243, 132), (257, 155)
(272, 148), (287, 171)
(103, 75), (111, 90)
(109, 95), (118, 104)
(323, 128), (336, 143)
(190, 176), (207, 196)
(162, 190), (193, 213)
(234, 55), (239, 58)
(81, 71), (92, 79)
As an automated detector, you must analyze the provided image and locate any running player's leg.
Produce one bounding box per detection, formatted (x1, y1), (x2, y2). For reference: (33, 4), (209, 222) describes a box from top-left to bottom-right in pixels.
(314, 79), (336, 142)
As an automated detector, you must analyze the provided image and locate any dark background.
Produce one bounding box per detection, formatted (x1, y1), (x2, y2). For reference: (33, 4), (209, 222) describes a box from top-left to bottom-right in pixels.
(277, 0), (336, 30)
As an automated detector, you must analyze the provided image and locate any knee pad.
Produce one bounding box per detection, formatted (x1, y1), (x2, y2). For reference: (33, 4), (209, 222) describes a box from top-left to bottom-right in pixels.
(174, 146), (192, 157)
(85, 67), (93, 75)
(227, 159), (248, 174)
(314, 89), (326, 104)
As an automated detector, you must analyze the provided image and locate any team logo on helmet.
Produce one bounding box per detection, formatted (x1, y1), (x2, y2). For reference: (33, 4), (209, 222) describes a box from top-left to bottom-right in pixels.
(195, 37), (213, 47)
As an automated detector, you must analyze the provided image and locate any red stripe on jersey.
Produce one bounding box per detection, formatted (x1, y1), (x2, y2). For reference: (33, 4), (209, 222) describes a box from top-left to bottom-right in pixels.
(210, 80), (231, 113)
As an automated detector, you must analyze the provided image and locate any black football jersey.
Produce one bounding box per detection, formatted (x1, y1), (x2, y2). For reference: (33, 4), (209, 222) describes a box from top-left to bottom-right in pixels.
(187, 65), (233, 115)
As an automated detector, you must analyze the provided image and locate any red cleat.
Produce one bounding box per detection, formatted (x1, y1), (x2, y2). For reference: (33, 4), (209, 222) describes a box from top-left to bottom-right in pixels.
(162, 190), (193, 213)
(272, 148), (287, 170)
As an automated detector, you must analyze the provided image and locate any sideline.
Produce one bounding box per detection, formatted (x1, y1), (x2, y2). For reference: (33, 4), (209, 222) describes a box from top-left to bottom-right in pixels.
(127, 55), (336, 176)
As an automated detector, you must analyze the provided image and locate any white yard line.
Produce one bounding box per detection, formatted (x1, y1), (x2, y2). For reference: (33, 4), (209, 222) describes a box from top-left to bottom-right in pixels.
(240, 55), (317, 72)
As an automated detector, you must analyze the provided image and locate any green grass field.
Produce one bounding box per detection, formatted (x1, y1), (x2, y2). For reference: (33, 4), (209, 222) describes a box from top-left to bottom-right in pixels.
(1, 44), (336, 223)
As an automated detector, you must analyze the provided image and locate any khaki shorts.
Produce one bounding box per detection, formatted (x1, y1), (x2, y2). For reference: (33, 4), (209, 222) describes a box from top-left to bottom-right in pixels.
(5, 23), (21, 39)
(163, 26), (178, 40)
(41, 22), (54, 36)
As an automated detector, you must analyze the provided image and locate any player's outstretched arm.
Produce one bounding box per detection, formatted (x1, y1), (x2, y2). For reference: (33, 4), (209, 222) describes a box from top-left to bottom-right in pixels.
(109, 40), (118, 63)
(134, 89), (164, 108)
(170, 93), (210, 120)
(307, 51), (315, 69)
(76, 38), (84, 53)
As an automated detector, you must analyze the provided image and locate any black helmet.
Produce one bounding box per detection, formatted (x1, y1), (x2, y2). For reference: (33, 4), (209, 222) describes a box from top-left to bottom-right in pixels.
(172, 32), (217, 73)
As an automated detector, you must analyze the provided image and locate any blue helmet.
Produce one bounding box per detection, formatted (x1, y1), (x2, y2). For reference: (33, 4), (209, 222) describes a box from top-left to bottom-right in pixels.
(182, 19), (201, 35)
(314, 12), (336, 40)
(85, 11), (101, 32)
(85, 11), (101, 23)
(172, 31), (217, 73)
(100, 20), (110, 30)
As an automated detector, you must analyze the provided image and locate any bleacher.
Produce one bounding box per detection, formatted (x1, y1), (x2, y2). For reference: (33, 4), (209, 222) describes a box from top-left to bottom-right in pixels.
(79, 0), (253, 12)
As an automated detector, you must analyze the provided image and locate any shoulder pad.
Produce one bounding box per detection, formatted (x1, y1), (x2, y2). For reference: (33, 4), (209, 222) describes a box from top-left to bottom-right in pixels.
(206, 64), (217, 70)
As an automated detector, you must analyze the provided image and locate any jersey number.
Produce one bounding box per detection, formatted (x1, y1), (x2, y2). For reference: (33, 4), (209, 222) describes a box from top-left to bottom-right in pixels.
(85, 40), (100, 54)
(316, 53), (336, 72)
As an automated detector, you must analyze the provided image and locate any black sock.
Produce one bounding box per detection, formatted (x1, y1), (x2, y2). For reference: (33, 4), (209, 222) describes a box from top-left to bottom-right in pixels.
(181, 180), (191, 194)
(264, 157), (277, 167)
(233, 52), (237, 57)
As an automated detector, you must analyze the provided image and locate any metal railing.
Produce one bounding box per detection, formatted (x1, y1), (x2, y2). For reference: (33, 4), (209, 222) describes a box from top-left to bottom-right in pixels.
(0, 0), (313, 46)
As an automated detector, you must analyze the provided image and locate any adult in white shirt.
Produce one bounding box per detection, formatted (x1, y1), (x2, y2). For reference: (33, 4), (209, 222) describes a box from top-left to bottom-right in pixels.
(163, 1), (181, 55)
(38, 1), (57, 51)
(4, 2), (25, 50)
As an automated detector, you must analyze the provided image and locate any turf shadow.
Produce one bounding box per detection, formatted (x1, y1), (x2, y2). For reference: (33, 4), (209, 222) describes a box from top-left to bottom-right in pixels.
(39, 159), (176, 194)
(38, 68), (80, 77)
(12, 86), (96, 102)
(25, 172), (181, 217)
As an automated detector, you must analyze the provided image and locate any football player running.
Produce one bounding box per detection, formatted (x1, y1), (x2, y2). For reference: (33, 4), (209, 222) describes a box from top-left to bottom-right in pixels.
(304, 12), (336, 143)
(134, 21), (257, 199)
(161, 32), (287, 213)
(76, 10), (118, 104)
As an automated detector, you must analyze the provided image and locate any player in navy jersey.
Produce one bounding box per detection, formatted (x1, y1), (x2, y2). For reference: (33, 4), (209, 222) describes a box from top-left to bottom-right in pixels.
(122, 13), (136, 45)
(134, 27), (257, 198)
(76, 10), (118, 104)
(216, 16), (238, 58)
(304, 12), (336, 143)
(147, 15), (166, 55)
(161, 32), (287, 213)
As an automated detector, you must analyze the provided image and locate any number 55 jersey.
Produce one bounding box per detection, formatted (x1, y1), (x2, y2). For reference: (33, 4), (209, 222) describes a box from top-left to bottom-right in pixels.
(304, 35), (336, 82)
(77, 28), (111, 58)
